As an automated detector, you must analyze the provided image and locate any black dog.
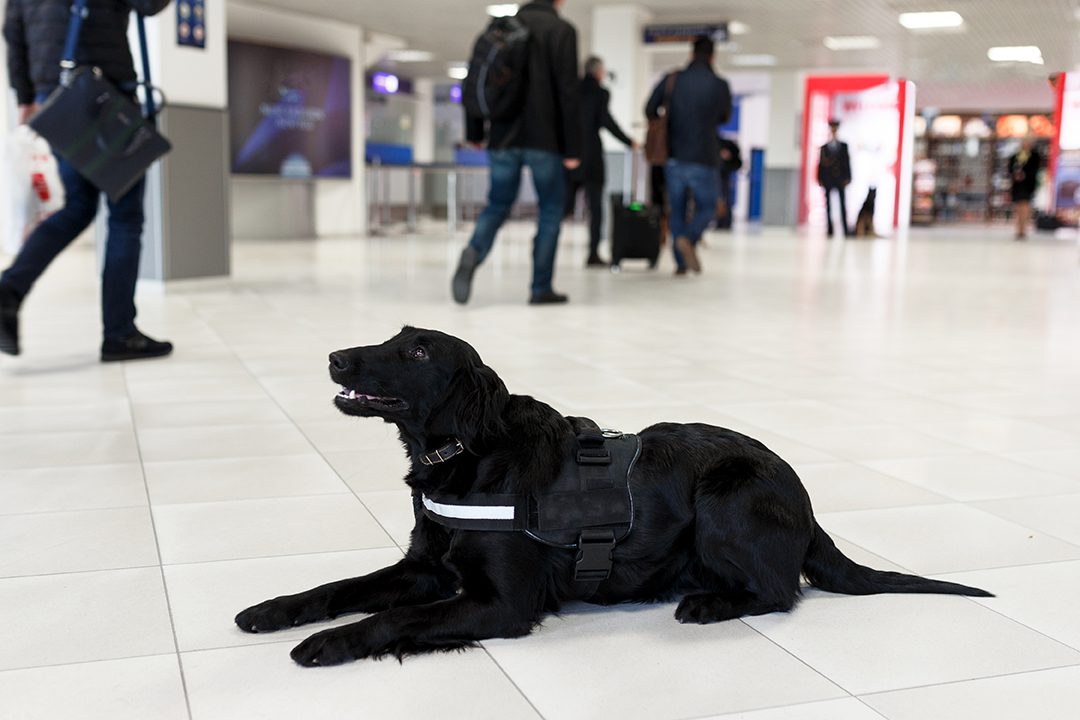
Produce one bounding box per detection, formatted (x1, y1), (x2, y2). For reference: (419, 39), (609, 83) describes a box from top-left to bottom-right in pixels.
(235, 327), (991, 667)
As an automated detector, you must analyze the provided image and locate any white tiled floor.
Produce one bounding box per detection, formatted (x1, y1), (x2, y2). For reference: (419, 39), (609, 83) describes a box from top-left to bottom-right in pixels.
(2, 222), (1080, 719)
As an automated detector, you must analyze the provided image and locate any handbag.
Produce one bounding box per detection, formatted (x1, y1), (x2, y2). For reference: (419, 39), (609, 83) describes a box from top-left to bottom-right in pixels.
(29, 0), (171, 202)
(644, 73), (677, 166)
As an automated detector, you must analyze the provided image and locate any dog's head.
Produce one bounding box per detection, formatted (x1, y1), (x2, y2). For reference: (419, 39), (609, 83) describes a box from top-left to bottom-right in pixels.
(329, 327), (509, 452)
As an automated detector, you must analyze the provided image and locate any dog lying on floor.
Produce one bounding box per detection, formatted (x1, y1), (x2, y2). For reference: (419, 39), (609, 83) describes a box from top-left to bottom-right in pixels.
(235, 327), (991, 667)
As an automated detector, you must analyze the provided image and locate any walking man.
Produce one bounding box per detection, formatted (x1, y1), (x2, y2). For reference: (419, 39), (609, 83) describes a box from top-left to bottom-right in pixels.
(0, 0), (174, 360)
(453, 0), (582, 305)
(645, 36), (731, 275)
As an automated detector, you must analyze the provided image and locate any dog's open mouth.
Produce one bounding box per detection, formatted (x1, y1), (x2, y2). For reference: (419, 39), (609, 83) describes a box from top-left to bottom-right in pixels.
(334, 387), (408, 412)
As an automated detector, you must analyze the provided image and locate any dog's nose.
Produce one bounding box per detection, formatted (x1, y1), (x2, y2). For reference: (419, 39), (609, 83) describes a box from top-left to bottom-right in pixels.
(329, 352), (352, 372)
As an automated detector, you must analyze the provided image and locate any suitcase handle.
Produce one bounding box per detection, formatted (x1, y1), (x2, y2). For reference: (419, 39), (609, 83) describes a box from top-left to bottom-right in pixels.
(623, 150), (641, 205)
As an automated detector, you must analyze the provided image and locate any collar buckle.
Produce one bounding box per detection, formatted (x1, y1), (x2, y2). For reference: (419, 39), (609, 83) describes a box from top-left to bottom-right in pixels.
(420, 439), (465, 466)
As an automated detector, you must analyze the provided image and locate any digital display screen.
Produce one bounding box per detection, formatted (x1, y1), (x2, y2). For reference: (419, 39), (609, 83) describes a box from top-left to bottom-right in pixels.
(228, 40), (352, 178)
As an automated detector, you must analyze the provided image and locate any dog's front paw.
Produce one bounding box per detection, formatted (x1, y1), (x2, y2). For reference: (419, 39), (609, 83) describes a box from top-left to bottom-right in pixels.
(235, 596), (326, 634)
(291, 630), (363, 667)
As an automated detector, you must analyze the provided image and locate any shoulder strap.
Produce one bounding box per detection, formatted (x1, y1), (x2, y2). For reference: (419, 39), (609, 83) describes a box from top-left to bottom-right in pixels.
(60, 0), (90, 83)
(662, 72), (677, 111)
(135, 14), (158, 124)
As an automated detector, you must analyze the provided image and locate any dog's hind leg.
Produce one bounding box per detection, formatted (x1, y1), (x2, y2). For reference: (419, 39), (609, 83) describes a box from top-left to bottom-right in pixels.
(675, 458), (808, 625)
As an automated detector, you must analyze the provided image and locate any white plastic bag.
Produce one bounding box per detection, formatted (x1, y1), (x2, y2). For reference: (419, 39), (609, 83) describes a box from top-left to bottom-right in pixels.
(2, 126), (64, 255)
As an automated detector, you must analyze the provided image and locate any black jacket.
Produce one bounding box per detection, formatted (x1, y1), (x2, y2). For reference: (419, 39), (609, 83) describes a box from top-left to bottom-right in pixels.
(645, 59), (731, 167)
(4, 0), (171, 105)
(817, 140), (852, 188)
(1008, 149), (1041, 201)
(466, 0), (581, 158)
(579, 74), (632, 183)
(718, 138), (742, 175)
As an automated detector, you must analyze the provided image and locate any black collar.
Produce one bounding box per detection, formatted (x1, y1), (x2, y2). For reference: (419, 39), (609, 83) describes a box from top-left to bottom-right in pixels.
(420, 439), (465, 466)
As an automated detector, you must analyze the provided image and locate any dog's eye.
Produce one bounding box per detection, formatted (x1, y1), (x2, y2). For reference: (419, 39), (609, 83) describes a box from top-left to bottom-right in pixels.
(409, 347), (428, 360)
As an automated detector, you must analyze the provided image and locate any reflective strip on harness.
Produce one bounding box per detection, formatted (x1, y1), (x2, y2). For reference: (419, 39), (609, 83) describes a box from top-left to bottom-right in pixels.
(422, 494), (515, 521)
(420, 493), (525, 531)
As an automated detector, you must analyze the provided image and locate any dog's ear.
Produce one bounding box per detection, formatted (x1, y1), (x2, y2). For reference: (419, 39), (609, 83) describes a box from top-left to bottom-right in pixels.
(448, 364), (509, 453)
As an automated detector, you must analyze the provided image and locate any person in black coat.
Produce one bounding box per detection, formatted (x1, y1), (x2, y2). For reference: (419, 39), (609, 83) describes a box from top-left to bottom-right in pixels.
(566, 56), (636, 267)
(817, 119), (852, 238)
(0, 0), (174, 361)
(455, 0), (582, 306)
(1008, 138), (1042, 240)
(716, 137), (742, 230)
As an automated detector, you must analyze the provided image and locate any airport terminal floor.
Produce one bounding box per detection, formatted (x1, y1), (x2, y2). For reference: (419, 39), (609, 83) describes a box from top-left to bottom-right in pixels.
(3, 222), (1080, 719)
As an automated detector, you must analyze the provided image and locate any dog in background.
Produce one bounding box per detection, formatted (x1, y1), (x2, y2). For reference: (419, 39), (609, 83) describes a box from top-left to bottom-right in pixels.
(853, 187), (878, 238)
(235, 328), (991, 667)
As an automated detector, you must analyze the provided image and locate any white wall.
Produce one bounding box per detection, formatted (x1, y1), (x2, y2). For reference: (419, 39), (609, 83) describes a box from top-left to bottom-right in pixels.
(138, 2), (227, 109)
(227, 1), (366, 237)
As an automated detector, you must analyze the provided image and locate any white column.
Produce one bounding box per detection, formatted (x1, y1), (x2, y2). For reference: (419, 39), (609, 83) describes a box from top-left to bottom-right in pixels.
(413, 78), (436, 165)
(765, 71), (801, 170)
(590, 4), (653, 150)
(761, 70), (802, 226)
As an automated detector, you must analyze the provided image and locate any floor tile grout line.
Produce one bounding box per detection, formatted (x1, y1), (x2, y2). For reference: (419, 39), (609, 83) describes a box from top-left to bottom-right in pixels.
(187, 317), (406, 548)
(119, 365), (195, 720)
(735, 616), (860, 700)
(854, 660), (1080, 699)
(478, 647), (548, 720)
(177, 308), (406, 552)
(671, 695), (887, 720)
(0, 651), (186, 677)
(0, 544), (404, 582)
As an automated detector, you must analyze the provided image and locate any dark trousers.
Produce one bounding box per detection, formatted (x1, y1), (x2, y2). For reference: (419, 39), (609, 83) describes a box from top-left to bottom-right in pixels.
(1, 152), (145, 340)
(467, 148), (565, 297)
(567, 178), (605, 258)
(823, 185), (849, 237)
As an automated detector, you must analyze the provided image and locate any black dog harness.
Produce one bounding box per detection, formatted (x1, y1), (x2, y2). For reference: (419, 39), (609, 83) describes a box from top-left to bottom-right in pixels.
(420, 426), (640, 583)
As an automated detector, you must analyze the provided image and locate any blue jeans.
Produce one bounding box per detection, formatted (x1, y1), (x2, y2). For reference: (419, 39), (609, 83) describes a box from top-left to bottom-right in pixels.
(666, 159), (719, 270)
(468, 148), (565, 296)
(1, 152), (145, 340)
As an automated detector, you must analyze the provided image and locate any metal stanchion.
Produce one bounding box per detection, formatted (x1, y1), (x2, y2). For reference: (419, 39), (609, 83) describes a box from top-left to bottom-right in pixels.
(406, 166), (418, 233)
(448, 169), (459, 236)
(380, 163), (391, 228)
(368, 158), (383, 236)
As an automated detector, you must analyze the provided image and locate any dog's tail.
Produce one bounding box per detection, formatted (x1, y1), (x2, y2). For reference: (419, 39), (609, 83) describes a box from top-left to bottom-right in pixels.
(802, 521), (992, 597)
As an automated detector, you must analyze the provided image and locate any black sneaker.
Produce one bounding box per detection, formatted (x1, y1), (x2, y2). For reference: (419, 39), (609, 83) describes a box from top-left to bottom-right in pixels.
(586, 256), (609, 268)
(0, 284), (22, 356)
(452, 247), (480, 305)
(101, 329), (173, 363)
(529, 291), (569, 305)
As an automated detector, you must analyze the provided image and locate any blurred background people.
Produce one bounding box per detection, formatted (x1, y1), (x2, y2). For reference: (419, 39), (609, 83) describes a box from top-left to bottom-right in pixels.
(817, 118), (852, 238)
(567, 55), (636, 267)
(1008, 137), (1042, 240)
(716, 136), (742, 231)
(645, 35), (731, 275)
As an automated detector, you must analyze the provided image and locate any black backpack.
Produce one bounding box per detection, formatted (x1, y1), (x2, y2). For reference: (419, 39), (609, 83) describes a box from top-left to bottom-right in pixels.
(462, 15), (531, 122)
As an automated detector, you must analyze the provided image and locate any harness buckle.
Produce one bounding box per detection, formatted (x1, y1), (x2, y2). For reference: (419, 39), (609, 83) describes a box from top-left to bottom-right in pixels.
(574, 529), (615, 582)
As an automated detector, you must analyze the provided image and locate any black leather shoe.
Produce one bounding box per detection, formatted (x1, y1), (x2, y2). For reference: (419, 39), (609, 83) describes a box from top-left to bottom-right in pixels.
(101, 329), (173, 363)
(586, 256), (609, 268)
(529, 291), (569, 305)
(452, 247), (480, 305)
(0, 284), (22, 356)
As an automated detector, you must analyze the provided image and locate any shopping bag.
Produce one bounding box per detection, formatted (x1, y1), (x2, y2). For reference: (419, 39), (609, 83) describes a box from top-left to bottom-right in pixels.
(2, 126), (64, 255)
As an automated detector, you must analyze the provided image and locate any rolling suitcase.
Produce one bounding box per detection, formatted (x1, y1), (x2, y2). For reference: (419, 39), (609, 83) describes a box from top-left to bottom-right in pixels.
(610, 152), (662, 270)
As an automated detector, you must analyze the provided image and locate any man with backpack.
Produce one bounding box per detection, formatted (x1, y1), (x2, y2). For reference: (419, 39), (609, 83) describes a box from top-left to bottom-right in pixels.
(453, 0), (582, 306)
